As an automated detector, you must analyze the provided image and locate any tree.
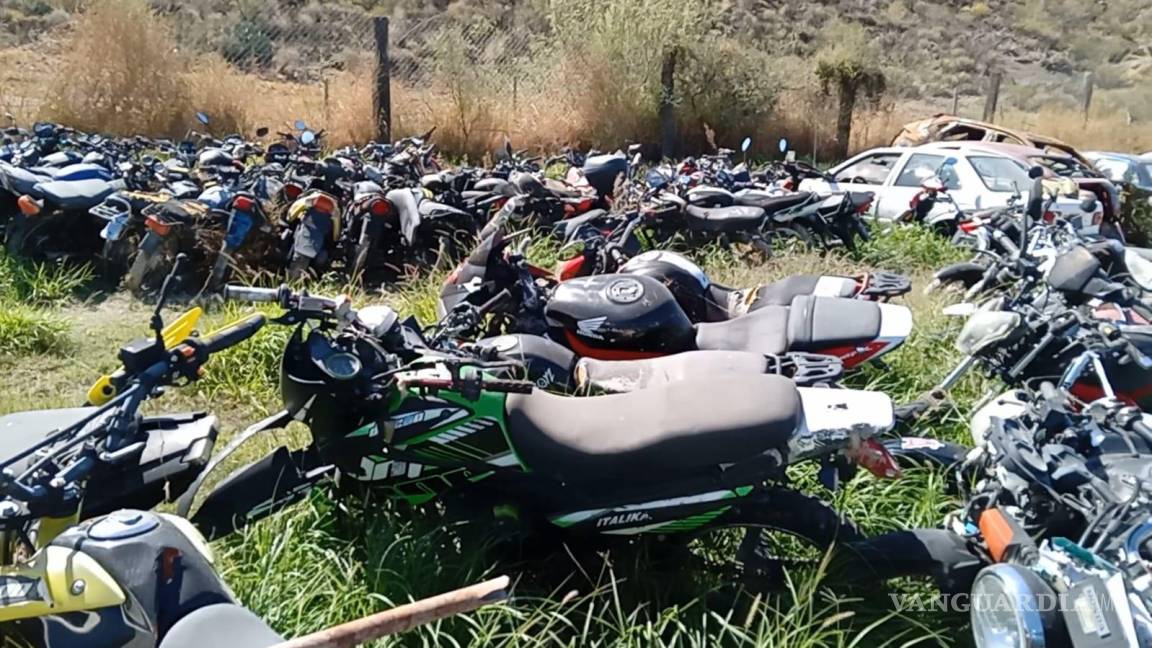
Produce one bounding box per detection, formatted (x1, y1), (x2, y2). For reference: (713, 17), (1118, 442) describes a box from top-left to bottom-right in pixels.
(814, 21), (886, 160)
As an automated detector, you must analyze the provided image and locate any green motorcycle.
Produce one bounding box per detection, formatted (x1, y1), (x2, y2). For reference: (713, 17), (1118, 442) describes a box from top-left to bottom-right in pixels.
(180, 285), (903, 578)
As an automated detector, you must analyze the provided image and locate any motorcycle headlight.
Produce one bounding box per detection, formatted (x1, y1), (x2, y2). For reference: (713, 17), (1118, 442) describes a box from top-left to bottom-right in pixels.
(956, 311), (1022, 355)
(971, 564), (1060, 648)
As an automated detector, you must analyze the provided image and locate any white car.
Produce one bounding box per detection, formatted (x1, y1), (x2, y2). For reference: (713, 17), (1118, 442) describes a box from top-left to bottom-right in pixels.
(801, 142), (1104, 231)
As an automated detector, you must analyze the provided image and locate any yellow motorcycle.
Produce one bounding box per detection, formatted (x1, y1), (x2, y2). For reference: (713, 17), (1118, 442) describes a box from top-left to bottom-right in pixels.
(0, 262), (267, 646)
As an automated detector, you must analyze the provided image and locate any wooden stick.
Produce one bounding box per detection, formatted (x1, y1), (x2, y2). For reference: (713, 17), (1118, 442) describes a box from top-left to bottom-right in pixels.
(270, 576), (510, 648)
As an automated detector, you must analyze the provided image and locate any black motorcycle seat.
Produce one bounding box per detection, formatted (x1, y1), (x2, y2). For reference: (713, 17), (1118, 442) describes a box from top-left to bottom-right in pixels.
(735, 191), (813, 214)
(0, 408), (95, 474)
(576, 350), (769, 393)
(695, 306), (789, 355)
(159, 604), (283, 648)
(786, 295), (880, 351)
(35, 178), (117, 210)
(555, 209), (610, 239)
(505, 375), (799, 482)
(684, 204), (765, 233)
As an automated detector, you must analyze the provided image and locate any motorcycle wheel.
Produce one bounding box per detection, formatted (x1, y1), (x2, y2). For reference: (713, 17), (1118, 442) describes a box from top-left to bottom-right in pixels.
(775, 223), (816, 251)
(125, 248), (163, 297)
(287, 254), (311, 281)
(683, 487), (861, 590)
(351, 240), (372, 280)
(100, 238), (133, 286)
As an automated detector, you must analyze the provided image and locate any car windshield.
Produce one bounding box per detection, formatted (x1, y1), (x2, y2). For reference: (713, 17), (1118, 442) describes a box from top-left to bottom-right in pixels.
(969, 155), (1030, 192)
(1140, 162), (1152, 188)
(1030, 156), (1096, 179)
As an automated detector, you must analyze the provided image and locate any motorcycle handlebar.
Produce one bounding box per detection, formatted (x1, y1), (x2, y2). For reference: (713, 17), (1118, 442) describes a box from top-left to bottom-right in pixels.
(225, 285), (285, 304)
(200, 314), (267, 354)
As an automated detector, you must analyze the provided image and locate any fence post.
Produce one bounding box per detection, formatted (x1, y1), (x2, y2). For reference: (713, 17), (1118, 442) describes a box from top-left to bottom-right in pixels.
(951, 87), (959, 115)
(982, 71), (1001, 122)
(1082, 71), (1094, 121)
(660, 47), (679, 159)
(373, 16), (392, 142)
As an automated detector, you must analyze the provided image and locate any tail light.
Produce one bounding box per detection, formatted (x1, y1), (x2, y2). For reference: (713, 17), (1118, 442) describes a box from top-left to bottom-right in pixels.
(959, 220), (981, 234)
(782, 179), (795, 191)
(1043, 211), (1056, 223)
(312, 195), (336, 215)
(17, 195), (40, 216)
(283, 184), (303, 200)
(145, 214), (172, 236)
(368, 199), (391, 217)
(232, 195), (255, 212)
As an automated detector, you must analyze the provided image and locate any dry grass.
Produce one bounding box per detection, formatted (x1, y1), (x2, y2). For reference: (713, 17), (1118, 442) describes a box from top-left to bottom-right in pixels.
(9, 0), (1152, 158)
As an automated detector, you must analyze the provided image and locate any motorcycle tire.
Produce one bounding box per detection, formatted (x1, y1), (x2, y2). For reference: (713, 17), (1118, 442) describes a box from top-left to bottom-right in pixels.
(287, 254), (311, 281)
(125, 248), (162, 297)
(351, 240), (372, 280)
(776, 223), (816, 251)
(100, 238), (133, 286)
(4, 213), (26, 256)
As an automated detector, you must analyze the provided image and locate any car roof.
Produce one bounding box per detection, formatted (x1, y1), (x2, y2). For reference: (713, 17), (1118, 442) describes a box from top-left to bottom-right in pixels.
(916, 141), (1041, 159)
(1086, 151), (1146, 162)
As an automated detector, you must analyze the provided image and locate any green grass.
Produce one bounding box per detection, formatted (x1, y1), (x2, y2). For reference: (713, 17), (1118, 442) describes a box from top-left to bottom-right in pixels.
(0, 226), (985, 646)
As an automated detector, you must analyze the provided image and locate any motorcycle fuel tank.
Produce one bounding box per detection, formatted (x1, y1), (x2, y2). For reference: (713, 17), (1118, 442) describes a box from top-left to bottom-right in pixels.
(545, 274), (696, 358)
(620, 250), (713, 322)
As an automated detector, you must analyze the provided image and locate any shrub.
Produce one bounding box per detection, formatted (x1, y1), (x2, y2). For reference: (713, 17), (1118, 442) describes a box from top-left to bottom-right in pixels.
(0, 303), (70, 357)
(222, 18), (275, 70)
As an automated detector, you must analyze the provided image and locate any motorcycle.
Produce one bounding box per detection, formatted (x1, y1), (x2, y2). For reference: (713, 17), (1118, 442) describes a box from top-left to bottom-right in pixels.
(439, 204), (913, 368)
(179, 284), (903, 588)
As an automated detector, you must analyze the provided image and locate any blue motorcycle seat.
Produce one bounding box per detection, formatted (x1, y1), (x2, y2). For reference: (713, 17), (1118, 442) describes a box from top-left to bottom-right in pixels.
(49, 162), (112, 182)
(35, 178), (121, 211)
(1, 165), (53, 195)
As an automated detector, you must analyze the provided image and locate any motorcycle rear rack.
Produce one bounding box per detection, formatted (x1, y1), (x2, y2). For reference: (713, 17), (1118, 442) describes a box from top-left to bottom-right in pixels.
(90, 199), (131, 221)
(860, 272), (911, 299)
(769, 352), (843, 386)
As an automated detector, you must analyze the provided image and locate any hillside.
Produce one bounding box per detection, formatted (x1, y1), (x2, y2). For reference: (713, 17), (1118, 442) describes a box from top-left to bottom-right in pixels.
(2, 0), (1150, 154)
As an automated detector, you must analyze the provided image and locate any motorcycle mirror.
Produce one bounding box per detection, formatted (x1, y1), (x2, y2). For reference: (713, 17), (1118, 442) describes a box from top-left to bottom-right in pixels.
(294, 119), (308, 131)
(778, 138), (788, 154)
(196, 112), (210, 125)
(942, 303), (977, 317)
(741, 137), (752, 153)
(300, 131), (317, 146)
(1028, 166), (1044, 179)
(255, 126), (269, 137)
(942, 157), (957, 166)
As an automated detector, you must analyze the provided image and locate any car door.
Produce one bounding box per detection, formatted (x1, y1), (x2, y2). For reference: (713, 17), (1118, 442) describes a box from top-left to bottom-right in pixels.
(809, 151), (902, 217)
(877, 152), (963, 220)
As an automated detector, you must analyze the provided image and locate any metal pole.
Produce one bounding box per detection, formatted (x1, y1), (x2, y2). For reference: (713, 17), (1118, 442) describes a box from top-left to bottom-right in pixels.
(270, 576), (510, 648)
(982, 71), (1001, 122)
(373, 16), (392, 142)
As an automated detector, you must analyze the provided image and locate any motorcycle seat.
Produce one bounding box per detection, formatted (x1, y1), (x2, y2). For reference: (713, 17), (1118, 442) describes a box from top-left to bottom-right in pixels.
(695, 305), (790, 355)
(785, 295), (881, 351)
(576, 350), (770, 393)
(747, 275), (857, 310)
(683, 204), (765, 233)
(735, 191), (813, 214)
(505, 375), (800, 482)
(35, 178), (119, 211)
(159, 604), (283, 648)
(0, 408), (95, 474)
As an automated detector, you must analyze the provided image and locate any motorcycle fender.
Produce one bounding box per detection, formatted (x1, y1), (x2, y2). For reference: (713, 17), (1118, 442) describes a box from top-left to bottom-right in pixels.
(139, 230), (162, 254)
(932, 262), (986, 286)
(0, 546), (125, 621)
(292, 210), (333, 260)
(191, 446), (331, 540)
(225, 210), (254, 249)
(362, 212), (386, 244)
